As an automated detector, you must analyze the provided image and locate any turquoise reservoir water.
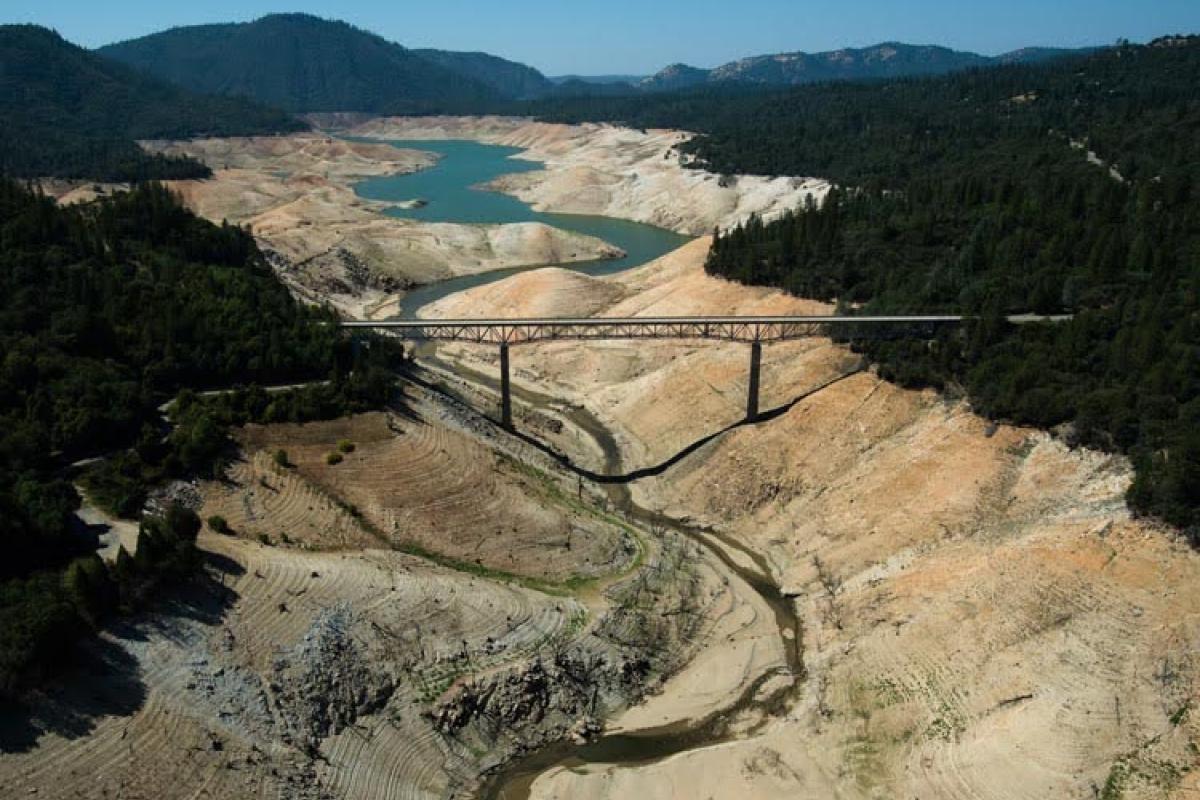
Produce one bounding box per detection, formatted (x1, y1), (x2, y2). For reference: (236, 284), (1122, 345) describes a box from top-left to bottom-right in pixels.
(350, 139), (691, 318)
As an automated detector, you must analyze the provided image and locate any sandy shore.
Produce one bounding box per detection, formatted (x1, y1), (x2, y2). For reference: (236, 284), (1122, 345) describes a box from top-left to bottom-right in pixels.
(341, 115), (830, 235)
(140, 133), (625, 318)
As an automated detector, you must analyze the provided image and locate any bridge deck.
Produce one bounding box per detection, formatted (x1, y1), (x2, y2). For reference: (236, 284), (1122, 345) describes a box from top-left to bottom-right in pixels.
(341, 315), (974, 344)
(342, 314), (1066, 427)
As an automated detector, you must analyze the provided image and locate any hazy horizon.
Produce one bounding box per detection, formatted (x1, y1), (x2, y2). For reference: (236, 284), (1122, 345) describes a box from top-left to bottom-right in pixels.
(5, 0), (1199, 76)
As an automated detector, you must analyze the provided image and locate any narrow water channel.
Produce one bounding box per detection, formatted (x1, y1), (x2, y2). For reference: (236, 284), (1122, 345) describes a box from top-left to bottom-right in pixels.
(350, 137), (797, 797)
(409, 351), (803, 800)
(348, 138), (691, 318)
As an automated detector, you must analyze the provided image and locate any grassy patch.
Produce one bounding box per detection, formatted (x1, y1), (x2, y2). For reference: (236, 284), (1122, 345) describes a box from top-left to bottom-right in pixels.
(1101, 739), (1188, 800)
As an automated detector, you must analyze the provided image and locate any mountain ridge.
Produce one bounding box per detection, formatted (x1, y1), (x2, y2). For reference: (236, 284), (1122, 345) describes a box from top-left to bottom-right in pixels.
(638, 41), (1096, 91)
(0, 23), (304, 180)
(94, 15), (1105, 106)
(413, 48), (553, 99)
(97, 13), (505, 113)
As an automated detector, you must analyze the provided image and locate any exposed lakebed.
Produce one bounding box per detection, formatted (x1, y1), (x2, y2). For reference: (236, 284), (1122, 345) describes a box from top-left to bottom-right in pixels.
(353, 136), (794, 799)
(349, 138), (691, 318)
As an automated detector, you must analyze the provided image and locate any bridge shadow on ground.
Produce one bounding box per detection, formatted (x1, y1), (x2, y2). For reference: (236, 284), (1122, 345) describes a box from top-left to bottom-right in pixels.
(0, 550), (244, 754)
(526, 365), (865, 483)
(409, 362), (865, 484)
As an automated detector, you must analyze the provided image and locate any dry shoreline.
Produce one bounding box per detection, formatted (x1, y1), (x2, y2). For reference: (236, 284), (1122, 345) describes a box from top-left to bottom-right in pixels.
(47, 117), (830, 323)
(0, 385), (761, 800)
(18, 117), (1199, 799)
(416, 235), (1200, 800)
(338, 115), (831, 236)
(141, 133), (627, 319)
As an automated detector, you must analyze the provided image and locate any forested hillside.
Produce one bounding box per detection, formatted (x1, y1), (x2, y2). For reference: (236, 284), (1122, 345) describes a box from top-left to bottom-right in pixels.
(0, 181), (398, 694)
(413, 48), (553, 99)
(622, 42), (1093, 93)
(639, 42), (993, 91)
(98, 14), (503, 114)
(536, 38), (1200, 538)
(0, 25), (304, 181)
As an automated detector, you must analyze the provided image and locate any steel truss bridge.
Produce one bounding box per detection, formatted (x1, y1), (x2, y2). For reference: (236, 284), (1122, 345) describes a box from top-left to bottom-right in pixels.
(342, 315), (1058, 428)
(340, 315), (968, 345)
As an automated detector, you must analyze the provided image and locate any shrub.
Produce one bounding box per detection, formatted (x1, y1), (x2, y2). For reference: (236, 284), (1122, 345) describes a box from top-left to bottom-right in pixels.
(337, 439), (356, 454)
(326, 452), (343, 465)
(0, 572), (82, 697)
(207, 515), (231, 535)
(62, 555), (116, 628)
(274, 449), (291, 468)
(136, 505), (201, 578)
(81, 454), (148, 519)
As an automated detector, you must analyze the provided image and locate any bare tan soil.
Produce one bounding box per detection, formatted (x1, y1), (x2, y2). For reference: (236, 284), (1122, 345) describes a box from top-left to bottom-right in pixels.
(342, 116), (831, 235)
(2, 388), (752, 800)
(216, 410), (632, 583)
(140, 134), (623, 318)
(413, 237), (1200, 800)
(35, 179), (129, 205)
(0, 531), (587, 800)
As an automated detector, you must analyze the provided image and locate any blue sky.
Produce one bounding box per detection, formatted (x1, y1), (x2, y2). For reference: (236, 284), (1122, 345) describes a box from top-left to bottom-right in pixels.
(7, 0), (1199, 74)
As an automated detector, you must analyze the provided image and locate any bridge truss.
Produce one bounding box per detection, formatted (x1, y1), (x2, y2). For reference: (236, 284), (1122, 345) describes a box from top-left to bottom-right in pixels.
(340, 315), (966, 346)
(342, 315), (1016, 429)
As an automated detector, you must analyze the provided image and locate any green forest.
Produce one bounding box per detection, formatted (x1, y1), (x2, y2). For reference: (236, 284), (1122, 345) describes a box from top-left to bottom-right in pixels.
(96, 14), (503, 115)
(530, 38), (1200, 539)
(0, 180), (399, 695)
(0, 25), (305, 181)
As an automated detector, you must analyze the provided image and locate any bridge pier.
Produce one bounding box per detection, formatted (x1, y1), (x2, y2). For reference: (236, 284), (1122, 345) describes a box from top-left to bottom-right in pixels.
(499, 342), (512, 429)
(746, 340), (762, 422)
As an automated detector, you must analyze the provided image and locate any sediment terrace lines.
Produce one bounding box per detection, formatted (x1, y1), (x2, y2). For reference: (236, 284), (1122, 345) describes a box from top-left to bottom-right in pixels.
(204, 449), (377, 551)
(1, 524), (599, 799)
(235, 411), (630, 583)
(321, 712), (450, 800)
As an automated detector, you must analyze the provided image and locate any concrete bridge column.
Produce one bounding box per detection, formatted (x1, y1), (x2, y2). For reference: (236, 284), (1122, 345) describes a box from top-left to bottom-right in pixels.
(500, 342), (512, 429)
(747, 340), (762, 422)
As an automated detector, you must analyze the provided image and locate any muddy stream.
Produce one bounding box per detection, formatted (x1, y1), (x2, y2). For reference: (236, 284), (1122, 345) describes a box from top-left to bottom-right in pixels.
(407, 346), (803, 800)
(348, 137), (802, 797)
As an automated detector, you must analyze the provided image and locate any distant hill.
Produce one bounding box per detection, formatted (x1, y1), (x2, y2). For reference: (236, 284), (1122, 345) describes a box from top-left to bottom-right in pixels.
(995, 46), (1099, 64)
(638, 42), (1093, 91)
(548, 74), (645, 86)
(0, 24), (304, 181)
(542, 78), (644, 98)
(639, 63), (712, 92)
(413, 48), (552, 99)
(98, 13), (504, 114)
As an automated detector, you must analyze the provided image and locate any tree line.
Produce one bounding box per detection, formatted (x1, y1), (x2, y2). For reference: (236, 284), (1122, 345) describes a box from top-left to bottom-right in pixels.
(532, 38), (1200, 540)
(0, 180), (401, 694)
(0, 24), (305, 181)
